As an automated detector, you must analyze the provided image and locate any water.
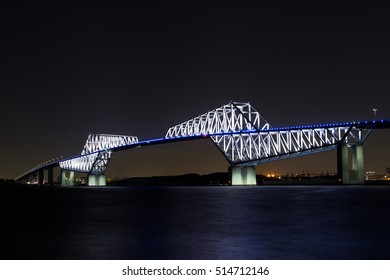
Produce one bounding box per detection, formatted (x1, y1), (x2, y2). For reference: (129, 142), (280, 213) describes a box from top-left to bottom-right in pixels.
(1, 185), (390, 260)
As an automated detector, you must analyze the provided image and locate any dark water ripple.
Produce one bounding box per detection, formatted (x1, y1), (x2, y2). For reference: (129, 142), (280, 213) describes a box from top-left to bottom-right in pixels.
(1, 185), (390, 260)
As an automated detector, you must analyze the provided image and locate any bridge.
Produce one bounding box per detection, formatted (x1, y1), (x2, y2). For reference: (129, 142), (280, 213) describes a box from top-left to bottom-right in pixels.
(15, 101), (390, 186)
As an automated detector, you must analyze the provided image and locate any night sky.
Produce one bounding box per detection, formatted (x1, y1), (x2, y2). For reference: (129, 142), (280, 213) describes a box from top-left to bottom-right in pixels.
(1, 3), (390, 179)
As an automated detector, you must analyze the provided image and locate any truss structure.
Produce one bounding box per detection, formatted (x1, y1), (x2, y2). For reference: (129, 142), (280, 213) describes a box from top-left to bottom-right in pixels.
(59, 134), (138, 174)
(166, 101), (271, 138)
(212, 125), (371, 165)
(166, 102), (371, 165)
(16, 100), (386, 183)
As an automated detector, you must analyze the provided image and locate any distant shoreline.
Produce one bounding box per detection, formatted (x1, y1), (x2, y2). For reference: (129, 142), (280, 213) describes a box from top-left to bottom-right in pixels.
(108, 172), (368, 186)
(2, 172), (390, 187)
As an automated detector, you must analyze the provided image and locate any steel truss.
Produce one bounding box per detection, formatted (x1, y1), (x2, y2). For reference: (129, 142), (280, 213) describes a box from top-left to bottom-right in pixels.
(59, 134), (138, 174)
(166, 101), (271, 137)
(166, 102), (371, 165)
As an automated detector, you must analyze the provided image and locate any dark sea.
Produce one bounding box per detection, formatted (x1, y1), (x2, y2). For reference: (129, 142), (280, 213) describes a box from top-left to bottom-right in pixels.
(1, 185), (390, 260)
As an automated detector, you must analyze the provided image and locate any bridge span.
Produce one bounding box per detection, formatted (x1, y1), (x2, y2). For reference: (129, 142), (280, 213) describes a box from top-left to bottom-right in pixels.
(15, 101), (390, 186)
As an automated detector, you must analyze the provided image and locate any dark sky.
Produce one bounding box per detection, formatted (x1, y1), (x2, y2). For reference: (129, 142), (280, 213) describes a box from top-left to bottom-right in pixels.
(1, 3), (390, 179)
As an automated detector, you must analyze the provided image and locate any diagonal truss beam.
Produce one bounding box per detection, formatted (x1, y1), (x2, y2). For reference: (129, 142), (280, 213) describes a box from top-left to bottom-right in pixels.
(165, 102), (372, 165)
(210, 126), (371, 165)
(59, 134), (138, 174)
(165, 101), (271, 138)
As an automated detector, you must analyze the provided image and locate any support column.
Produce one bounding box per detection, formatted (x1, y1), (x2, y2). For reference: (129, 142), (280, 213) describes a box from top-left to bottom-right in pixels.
(337, 144), (349, 184)
(47, 167), (54, 186)
(38, 169), (44, 186)
(337, 144), (365, 184)
(88, 174), (106, 186)
(61, 170), (66, 186)
(351, 145), (364, 184)
(31, 173), (38, 185)
(88, 174), (96, 186)
(69, 171), (74, 186)
(230, 166), (257, 186)
(245, 166), (257, 185)
(61, 170), (74, 186)
(97, 174), (106, 186)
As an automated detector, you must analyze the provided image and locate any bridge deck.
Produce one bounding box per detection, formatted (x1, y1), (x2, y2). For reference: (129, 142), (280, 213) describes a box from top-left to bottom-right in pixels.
(15, 119), (390, 181)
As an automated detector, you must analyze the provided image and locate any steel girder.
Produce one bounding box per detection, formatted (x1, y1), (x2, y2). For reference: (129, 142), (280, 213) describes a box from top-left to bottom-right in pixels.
(165, 102), (372, 165)
(59, 134), (138, 174)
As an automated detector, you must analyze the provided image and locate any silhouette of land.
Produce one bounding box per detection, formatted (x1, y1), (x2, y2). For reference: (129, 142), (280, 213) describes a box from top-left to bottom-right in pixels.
(3, 173), (389, 187)
(109, 172), (231, 186)
(108, 172), (341, 186)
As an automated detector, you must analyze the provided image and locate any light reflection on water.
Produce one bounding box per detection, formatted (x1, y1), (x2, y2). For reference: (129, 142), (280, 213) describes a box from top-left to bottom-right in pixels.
(1, 185), (390, 259)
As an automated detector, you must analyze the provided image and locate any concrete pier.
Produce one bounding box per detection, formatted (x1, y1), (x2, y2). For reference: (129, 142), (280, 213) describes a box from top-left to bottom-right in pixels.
(88, 174), (106, 186)
(47, 167), (54, 186)
(61, 170), (75, 186)
(230, 166), (257, 186)
(38, 169), (44, 186)
(337, 144), (364, 184)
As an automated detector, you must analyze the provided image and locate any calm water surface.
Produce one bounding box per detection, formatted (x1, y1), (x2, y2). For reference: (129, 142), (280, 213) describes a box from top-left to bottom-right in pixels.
(1, 185), (390, 260)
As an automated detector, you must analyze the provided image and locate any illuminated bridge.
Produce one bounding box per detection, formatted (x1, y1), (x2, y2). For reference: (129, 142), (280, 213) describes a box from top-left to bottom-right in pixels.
(15, 101), (390, 186)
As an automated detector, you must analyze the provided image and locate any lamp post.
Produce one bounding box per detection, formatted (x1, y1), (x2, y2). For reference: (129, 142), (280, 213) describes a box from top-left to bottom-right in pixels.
(373, 108), (378, 120)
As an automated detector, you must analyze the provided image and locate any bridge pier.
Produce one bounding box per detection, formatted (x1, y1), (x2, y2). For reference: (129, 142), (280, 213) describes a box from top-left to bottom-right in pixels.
(61, 170), (75, 186)
(88, 174), (106, 186)
(337, 144), (365, 184)
(38, 169), (44, 186)
(47, 167), (54, 186)
(230, 166), (257, 186)
(30, 173), (38, 185)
